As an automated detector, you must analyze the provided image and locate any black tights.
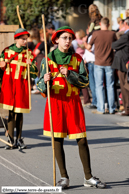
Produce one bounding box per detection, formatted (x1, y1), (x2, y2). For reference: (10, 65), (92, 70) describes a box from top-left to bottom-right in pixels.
(54, 137), (92, 180)
(8, 110), (23, 141)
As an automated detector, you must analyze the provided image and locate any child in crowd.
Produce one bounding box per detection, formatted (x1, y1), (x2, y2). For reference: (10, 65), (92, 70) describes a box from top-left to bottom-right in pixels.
(88, 4), (102, 33)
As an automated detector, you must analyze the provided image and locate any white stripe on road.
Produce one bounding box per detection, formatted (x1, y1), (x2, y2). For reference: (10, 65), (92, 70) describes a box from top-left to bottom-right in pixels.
(0, 155), (66, 194)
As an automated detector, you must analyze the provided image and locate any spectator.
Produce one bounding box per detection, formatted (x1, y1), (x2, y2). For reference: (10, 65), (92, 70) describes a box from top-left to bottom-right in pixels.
(0, 21), (5, 25)
(117, 17), (125, 32)
(74, 29), (91, 105)
(46, 23), (56, 36)
(35, 23), (55, 56)
(88, 4), (103, 33)
(83, 34), (97, 109)
(116, 17), (125, 39)
(33, 29), (50, 57)
(46, 23), (56, 52)
(125, 9), (129, 18)
(27, 28), (41, 93)
(72, 31), (78, 52)
(112, 17), (129, 116)
(26, 28), (40, 53)
(27, 28), (45, 94)
(75, 30), (85, 57)
(86, 17), (117, 114)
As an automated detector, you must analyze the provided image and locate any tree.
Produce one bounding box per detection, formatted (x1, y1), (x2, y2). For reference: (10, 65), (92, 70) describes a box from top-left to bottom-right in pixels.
(4, 0), (72, 29)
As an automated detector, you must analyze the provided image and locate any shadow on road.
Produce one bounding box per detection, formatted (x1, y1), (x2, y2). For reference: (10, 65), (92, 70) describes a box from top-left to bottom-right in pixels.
(64, 178), (129, 190)
(1, 126), (129, 149)
(106, 178), (129, 188)
(86, 125), (129, 131)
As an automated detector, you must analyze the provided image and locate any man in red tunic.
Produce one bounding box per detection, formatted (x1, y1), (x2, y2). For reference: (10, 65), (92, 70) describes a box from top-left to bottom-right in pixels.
(37, 26), (106, 189)
(0, 28), (38, 149)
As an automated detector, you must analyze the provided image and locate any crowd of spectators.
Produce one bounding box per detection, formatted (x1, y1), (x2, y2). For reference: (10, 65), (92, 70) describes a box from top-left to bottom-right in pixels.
(72, 6), (129, 116)
(28, 5), (129, 116)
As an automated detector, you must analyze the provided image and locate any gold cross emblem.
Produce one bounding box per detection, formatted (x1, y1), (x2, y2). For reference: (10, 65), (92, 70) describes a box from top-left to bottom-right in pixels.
(52, 81), (64, 94)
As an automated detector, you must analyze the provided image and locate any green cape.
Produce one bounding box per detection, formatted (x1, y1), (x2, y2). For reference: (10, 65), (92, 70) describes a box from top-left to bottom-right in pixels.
(48, 48), (73, 65)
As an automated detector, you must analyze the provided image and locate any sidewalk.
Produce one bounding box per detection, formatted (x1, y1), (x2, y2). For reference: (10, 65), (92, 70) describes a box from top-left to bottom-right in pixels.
(80, 94), (129, 127)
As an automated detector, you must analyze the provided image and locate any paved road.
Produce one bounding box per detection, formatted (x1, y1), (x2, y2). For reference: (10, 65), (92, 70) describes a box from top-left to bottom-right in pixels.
(0, 94), (129, 194)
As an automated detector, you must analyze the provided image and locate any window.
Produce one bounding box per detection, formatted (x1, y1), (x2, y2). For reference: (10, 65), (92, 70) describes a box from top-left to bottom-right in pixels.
(113, 0), (126, 10)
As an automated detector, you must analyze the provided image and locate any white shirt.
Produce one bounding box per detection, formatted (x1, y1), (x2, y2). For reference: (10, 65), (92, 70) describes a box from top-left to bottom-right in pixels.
(83, 35), (95, 63)
(72, 39), (78, 52)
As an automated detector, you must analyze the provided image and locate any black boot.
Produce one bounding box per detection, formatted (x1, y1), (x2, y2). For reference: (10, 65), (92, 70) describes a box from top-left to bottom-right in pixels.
(13, 139), (18, 149)
(5, 139), (14, 150)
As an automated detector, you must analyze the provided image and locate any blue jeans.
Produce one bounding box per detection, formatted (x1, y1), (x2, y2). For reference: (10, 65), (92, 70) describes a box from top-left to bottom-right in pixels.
(35, 77), (39, 89)
(94, 65), (115, 113)
(88, 62), (97, 106)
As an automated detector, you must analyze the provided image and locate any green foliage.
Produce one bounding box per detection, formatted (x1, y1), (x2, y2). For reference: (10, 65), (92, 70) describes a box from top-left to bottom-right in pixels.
(4, 0), (72, 30)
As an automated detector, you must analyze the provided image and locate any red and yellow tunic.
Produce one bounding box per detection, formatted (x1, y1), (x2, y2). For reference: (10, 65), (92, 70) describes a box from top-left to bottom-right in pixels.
(37, 52), (89, 139)
(0, 44), (38, 113)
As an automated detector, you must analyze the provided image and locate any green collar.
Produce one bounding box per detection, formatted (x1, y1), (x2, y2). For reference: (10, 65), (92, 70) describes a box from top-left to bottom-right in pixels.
(48, 48), (73, 65)
(9, 44), (27, 53)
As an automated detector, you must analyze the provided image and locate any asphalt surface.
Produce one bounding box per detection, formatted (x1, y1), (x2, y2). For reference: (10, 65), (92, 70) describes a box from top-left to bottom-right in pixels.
(0, 94), (129, 194)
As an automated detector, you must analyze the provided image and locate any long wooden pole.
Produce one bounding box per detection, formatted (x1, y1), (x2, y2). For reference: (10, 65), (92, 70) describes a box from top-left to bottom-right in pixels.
(16, 5), (31, 110)
(0, 114), (13, 147)
(0, 138), (13, 147)
(42, 15), (56, 186)
(0, 114), (8, 137)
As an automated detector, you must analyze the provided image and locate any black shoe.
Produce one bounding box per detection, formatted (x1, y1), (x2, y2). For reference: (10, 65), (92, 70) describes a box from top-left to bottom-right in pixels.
(5, 139), (14, 150)
(13, 139), (18, 149)
(86, 104), (97, 109)
(110, 110), (117, 114)
(121, 112), (129, 116)
(17, 138), (27, 149)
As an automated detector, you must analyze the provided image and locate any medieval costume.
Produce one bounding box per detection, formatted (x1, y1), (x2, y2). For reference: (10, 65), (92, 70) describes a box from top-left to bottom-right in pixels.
(37, 26), (106, 189)
(38, 49), (88, 139)
(0, 28), (38, 149)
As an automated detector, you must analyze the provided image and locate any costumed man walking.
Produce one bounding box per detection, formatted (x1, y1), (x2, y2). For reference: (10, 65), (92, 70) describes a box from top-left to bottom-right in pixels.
(0, 28), (38, 149)
(37, 26), (106, 189)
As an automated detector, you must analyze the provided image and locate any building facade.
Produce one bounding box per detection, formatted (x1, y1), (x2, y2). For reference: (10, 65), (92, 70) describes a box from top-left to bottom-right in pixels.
(66, 0), (129, 32)
(93, 0), (128, 30)
(1, 1), (129, 31)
